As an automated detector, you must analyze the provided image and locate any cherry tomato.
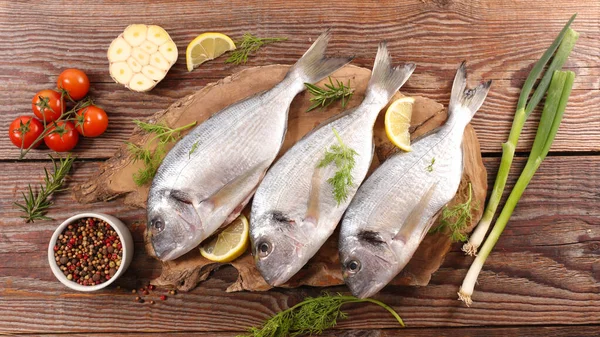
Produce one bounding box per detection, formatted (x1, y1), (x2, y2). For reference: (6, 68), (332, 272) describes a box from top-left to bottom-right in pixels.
(57, 69), (90, 100)
(8, 116), (44, 149)
(75, 105), (108, 137)
(44, 121), (79, 152)
(32, 89), (65, 122)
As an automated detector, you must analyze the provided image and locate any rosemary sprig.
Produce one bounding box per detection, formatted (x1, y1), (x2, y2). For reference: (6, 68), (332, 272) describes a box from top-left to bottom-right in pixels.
(430, 183), (475, 242)
(225, 33), (287, 65)
(238, 293), (404, 337)
(317, 128), (358, 205)
(14, 154), (75, 223)
(305, 77), (354, 112)
(128, 120), (197, 186)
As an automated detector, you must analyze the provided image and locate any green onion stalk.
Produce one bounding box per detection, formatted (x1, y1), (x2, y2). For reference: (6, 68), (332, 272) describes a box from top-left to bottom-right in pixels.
(459, 70), (575, 306)
(462, 16), (579, 256)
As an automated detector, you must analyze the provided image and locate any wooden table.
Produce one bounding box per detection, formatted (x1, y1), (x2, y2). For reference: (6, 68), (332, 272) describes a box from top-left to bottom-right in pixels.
(1, 1), (598, 335)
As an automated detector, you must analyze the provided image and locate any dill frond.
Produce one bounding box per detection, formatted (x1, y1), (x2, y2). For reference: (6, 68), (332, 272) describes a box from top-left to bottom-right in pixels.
(430, 183), (476, 242)
(225, 33), (287, 65)
(129, 120), (197, 186)
(238, 293), (404, 337)
(317, 128), (358, 205)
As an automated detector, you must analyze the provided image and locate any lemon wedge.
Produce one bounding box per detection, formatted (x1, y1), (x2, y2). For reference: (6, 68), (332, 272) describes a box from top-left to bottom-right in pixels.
(200, 214), (249, 262)
(384, 97), (415, 152)
(186, 32), (236, 72)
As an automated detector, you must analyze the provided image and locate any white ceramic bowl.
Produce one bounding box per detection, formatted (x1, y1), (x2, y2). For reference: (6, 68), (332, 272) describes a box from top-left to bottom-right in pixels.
(48, 212), (134, 292)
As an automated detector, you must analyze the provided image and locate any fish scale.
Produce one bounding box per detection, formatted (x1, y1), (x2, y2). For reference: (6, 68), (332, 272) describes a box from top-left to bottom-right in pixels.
(146, 31), (352, 261)
(250, 43), (416, 287)
(338, 62), (492, 299)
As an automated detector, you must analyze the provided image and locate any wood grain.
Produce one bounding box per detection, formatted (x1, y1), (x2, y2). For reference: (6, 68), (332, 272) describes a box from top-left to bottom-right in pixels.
(1, 155), (599, 333)
(1, 0), (599, 335)
(22, 326), (600, 336)
(0, 0), (598, 160)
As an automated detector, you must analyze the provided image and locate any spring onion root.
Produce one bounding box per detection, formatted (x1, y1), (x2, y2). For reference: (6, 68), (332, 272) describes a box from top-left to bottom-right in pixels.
(459, 70), (575, 306)
(462, 16), (579, 256)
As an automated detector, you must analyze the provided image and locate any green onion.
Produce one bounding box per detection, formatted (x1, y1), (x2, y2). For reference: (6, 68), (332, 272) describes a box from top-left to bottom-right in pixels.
(458, 70), (575, 306)
(462, 16), (579, 256)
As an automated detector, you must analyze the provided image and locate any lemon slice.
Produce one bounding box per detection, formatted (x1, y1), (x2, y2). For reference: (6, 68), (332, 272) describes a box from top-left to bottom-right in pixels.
(186, 32), (236, 72)
(200, 214), (249, 262)
(385, 97), (415, 152)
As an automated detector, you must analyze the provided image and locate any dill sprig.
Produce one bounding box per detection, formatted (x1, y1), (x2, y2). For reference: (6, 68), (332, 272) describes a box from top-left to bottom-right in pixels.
(305, 77), (354, 112)
(188, 140), (200, 158)
(317, 128), (358, 205)
(14, 154), (75, 223)
(225, 33), (287, 65)
(129, 120), (197, 186)
(430, 183), (476, 242)
(238, 293), (404, 337)
(426, 157), (435, 172)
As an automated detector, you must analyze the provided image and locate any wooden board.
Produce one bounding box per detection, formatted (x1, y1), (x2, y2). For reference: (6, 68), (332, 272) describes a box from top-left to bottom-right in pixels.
(2, 156), (599, 333)
(1, 0), (599, 335)
(71, 63), (487, 291)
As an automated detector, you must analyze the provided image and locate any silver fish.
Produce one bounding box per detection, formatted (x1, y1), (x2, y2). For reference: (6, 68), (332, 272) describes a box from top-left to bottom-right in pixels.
(250, 43), (415, 286)
(338, 62), (491, 298)
(147, 31), (352, 261)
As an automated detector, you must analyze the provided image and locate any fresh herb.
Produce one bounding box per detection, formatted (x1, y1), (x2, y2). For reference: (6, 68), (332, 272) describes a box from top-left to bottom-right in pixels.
(317, 128), (358, 205)
(189, 141), (199, 158)
(459, 70), (575, 307)
(430, 183), (475, 242)
(426, 157), (435, 172)
(225, 33), (287, 65)
(237, 293), (404, 337)
(14, 154), (75, 222)
(128, 120), (197, 186)
(305, 77), (354, 112)
(464, 15), (578, 256)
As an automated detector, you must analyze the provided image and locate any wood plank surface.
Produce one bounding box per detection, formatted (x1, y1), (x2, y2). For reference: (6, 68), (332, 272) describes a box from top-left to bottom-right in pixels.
(1, 0), (599, 335)
(0, 0), (599, 159)
(2, 156), (599, 333)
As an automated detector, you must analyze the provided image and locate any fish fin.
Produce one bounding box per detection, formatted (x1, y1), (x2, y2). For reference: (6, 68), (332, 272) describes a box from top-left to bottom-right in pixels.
(288, 29), (353, 84)
(449, 61), (492, 120)
(365, 42), (416, 105)
(170, 190), (195, 205)
(393, 182), (438, 242)
(304, 167), (323, 226)
(200, 162), (267, 213)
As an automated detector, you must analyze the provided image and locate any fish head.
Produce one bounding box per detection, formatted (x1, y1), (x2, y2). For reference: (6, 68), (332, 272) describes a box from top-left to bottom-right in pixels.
(339, 230), (398, 298)
(147, 189), (202, 261)
(250, 211), (312, 286)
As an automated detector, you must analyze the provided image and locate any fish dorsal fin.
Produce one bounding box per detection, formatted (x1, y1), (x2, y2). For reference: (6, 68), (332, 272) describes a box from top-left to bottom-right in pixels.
(393, 182), (438, 242)
(303, 167), (323, 227)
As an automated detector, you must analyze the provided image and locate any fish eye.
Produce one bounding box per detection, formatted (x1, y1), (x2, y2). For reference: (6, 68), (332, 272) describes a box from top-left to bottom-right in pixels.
(257, 242), (272, 258)
(151, 218), (165, 233)
(346, 260), (361, 274)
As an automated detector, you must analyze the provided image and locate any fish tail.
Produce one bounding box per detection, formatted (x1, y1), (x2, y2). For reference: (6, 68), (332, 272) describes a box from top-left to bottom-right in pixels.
(449, 61), (492, 120)
(365, 42), (416, 104)
(288, 29), (353, 84)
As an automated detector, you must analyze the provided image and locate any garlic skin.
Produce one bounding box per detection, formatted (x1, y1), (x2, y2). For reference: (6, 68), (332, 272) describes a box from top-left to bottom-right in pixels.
(107, 24), (178, 92)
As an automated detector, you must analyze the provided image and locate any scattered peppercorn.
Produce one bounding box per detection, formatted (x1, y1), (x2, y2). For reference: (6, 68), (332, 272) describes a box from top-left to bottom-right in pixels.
(143, 290), (149, 295)
(160, 295), (167, 301)
(131, 289), (137, 294)
(53, 217), (123, 286)
(148, 284), (155, 291)
(169, 290), (177, 295)
(138, 298), (145, 304)
(150, 300), (155, 305)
